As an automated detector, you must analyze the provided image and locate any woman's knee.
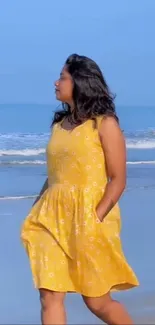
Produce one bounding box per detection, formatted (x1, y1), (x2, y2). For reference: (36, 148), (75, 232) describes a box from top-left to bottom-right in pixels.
(39, 288), (66, 311)
(83, 292), (112, 315)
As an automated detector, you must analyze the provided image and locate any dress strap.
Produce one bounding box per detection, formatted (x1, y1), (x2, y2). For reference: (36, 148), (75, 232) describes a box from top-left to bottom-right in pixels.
(96, 115), (104, 130)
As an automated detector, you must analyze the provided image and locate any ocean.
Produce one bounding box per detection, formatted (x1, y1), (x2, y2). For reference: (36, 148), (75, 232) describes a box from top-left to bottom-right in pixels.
(0, 104), (155, 199)
(0, 104), (155, 324)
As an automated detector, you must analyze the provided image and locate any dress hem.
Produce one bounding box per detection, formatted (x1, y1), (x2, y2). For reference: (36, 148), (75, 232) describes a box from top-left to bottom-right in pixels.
(35, 281), (139, 298)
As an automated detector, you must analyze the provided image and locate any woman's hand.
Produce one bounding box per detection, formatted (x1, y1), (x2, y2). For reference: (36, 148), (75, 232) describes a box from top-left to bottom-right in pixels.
(32, 178), (48, 206)
(96, 205), (105, 222)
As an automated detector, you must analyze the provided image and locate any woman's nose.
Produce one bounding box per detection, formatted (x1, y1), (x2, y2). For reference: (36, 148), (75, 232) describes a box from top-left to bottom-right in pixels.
(54, 80), (59, 87)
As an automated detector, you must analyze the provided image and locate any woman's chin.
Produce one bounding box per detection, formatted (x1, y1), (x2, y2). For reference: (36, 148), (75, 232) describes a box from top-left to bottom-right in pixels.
(55, 92), (61, 101)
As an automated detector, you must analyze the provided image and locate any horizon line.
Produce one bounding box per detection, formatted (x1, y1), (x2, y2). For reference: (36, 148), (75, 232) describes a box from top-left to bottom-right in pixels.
(0, 103), (155, 108)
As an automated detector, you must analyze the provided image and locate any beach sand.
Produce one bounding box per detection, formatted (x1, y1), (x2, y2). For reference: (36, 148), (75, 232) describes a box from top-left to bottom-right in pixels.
(0, 186), (155, 324)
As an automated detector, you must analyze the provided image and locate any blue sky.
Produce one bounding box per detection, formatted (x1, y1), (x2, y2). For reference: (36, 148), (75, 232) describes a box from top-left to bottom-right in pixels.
(0, 0), (155, 106)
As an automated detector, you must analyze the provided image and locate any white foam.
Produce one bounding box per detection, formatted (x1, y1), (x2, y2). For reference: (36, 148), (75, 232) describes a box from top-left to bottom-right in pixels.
(127, 161), (155, 165)
(0, 148), (45, 156)
(0, 159), (155, 166)
(4, 160), (155, 166)
(0, 132), (50, 139)
(0, 195), (37, 200)
(126, 140), (155, 149)
(0, 160), (46, 165)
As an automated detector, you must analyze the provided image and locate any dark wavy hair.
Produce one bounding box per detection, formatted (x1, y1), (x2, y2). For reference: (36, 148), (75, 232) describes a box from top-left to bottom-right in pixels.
(52, 54), (118, 126)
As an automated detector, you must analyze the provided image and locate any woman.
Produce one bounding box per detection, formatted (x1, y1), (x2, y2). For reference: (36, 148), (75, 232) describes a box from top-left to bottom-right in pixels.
(21, 54), (139, 325)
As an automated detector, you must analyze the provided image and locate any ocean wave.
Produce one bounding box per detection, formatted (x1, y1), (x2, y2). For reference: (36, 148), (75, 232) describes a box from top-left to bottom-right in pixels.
(0, 148), (45, 156)
(1, 128), (154, 140)
(127, 161), (155, 165)
(126, 140), (155, 149)
(0, 141), (155, 158)
(0, 195), (37, 200)
(0, 142), (155, 157)
(0, 132), (49, 156)
(0, 132), (50, 140)
(0, 159), (155, 166)
(0, 160), (46, 165)
(0, 130), (155, 157)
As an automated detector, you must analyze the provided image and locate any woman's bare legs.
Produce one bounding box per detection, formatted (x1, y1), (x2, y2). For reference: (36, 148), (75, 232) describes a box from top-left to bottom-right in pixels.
(39, 289), (66, 325)
(39, 288), (133, 324)
(83, 292), (133, 325)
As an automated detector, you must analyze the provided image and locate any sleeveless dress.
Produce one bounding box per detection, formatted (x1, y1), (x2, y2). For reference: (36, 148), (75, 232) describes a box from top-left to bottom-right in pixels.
(21, 116), (139, 297)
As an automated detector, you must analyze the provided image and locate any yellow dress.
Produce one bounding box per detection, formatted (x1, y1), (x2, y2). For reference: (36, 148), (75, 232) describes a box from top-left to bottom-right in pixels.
(21, 116), (139, 297)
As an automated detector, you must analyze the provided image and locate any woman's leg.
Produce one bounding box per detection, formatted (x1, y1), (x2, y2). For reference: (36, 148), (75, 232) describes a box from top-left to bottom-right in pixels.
(39, 289), (66, 325)
(83, 292), (133, 325)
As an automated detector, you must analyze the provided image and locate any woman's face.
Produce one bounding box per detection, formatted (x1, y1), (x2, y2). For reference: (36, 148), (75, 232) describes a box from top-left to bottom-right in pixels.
(55, 66), (73, 104)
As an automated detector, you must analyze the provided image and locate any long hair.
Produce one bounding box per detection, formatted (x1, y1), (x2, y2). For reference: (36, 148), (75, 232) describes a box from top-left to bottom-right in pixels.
(52, 54), (118, 126)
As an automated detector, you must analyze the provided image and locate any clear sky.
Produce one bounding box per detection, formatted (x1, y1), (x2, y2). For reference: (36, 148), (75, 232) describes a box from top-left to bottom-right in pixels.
(0, 0), (155, 106)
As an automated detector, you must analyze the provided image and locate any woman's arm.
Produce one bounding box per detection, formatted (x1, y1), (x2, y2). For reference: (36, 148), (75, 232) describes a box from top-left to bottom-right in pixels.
(96, 116), (126, 222)
(32, 178), (48, 206)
